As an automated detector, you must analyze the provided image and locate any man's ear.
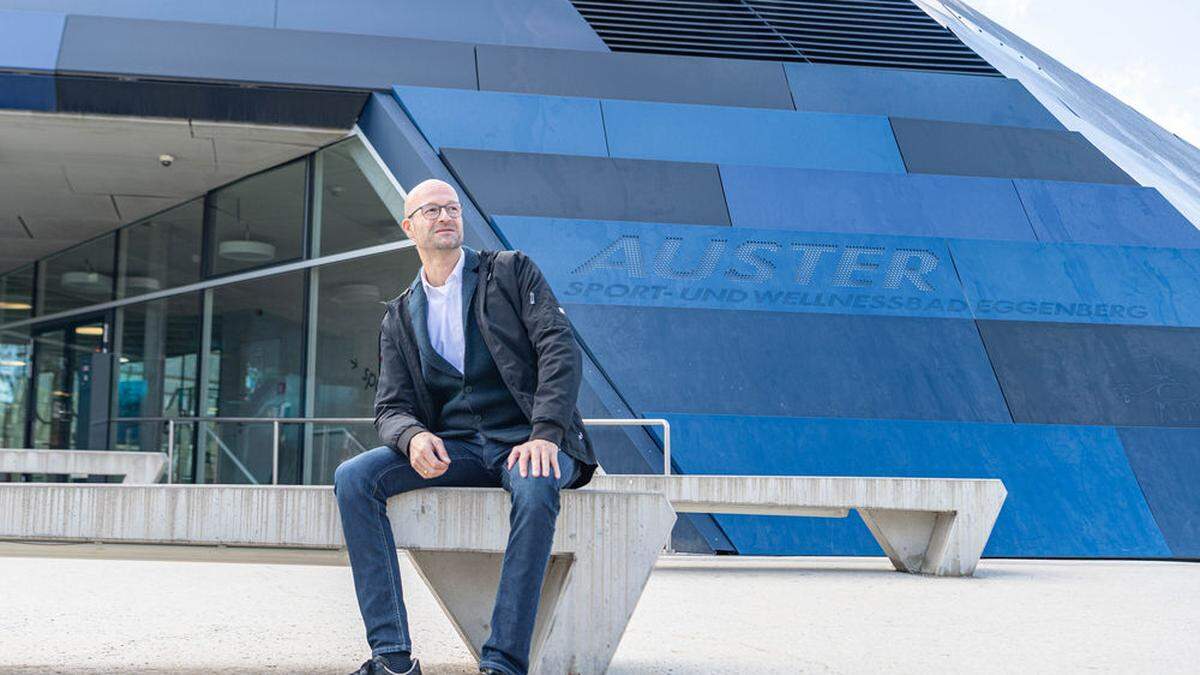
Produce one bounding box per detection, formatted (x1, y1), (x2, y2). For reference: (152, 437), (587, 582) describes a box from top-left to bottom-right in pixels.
(400, 218), (413, 238)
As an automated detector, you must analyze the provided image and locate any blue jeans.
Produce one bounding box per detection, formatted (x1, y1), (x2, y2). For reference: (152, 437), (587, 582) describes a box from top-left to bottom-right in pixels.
(333, 434), (579, 675)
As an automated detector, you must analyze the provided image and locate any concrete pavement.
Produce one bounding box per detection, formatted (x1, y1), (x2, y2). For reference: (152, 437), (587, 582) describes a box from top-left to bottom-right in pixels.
(0, 555), (1196, 673)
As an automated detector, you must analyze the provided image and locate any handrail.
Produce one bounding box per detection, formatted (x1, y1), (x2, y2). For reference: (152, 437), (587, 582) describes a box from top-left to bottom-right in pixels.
(114, 416), (672, 484)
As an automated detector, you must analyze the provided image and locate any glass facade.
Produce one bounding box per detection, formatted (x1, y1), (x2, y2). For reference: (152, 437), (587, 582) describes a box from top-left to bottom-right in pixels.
(309, 248), (420, 483)
(0, 135), (417, 484)
(315, 137), (408, 257)
(205, 157), (308, 277)
(113, 293), (202, 482)
(37, 234), (116, 316)
(118, 198), (204, 299)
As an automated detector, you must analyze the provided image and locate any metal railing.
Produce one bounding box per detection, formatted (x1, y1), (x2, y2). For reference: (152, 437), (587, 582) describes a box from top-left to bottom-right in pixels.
(114, 416), (672, 484)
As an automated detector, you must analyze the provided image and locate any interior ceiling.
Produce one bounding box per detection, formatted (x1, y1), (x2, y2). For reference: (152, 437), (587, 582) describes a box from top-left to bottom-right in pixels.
(0, 109), (350, 276)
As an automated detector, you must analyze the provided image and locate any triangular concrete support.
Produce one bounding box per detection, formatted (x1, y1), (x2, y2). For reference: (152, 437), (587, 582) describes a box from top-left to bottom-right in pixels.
(389, 488), (676, 674)
(407, 550), (573, 664)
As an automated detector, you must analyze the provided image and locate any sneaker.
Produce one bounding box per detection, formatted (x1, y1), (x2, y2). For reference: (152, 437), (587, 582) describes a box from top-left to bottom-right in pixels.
(348, 656), (421, 675)
(375, 656), (421, 675)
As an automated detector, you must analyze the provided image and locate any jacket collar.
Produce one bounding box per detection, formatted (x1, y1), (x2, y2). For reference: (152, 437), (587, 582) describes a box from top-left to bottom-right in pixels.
(405, 247), (479, 377)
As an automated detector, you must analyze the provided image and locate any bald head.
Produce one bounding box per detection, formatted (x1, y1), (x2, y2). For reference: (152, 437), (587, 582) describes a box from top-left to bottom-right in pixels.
(401, 178), (464, 254)
(404, 179), (458, 217)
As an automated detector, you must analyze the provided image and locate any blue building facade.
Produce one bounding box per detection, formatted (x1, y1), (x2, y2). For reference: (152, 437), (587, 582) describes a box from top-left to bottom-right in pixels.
(1, 1), (1197, 558)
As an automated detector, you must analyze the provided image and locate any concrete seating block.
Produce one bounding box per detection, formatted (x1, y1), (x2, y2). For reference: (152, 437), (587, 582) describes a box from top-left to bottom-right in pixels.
(587, 474), (1007, 576)
(0, 484), (676, 674)
(0, 449), (167, 484)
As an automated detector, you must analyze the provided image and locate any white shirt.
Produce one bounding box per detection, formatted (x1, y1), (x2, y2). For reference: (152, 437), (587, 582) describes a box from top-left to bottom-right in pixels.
(420, 250), (466, 374)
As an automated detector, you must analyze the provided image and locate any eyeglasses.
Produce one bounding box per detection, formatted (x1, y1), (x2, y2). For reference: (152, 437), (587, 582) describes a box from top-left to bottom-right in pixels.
(406, 202), (462, 220)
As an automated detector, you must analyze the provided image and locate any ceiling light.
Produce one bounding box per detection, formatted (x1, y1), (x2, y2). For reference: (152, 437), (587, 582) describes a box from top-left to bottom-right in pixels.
(124, 276), (163, 292)
(0, 359), (26, 367)
(218, 239), (276, 262)
(330, 283), (382, 304)
(75, 325), (104, 336)
(0, 301), (31, 310)
(61, 271), (112, 293)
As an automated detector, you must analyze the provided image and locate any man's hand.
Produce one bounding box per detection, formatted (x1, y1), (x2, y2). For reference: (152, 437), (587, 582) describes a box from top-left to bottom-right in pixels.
(507, 439), (560, 479)
(408, 431), (451, 479)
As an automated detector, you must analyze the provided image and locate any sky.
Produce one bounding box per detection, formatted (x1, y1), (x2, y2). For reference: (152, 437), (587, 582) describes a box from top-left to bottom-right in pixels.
(964, 1), (1200, 148)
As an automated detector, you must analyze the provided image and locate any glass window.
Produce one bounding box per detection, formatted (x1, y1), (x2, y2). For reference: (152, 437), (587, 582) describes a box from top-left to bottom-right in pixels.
(113, 294), (201, 482)
(205, 158), (307, 277)
(0, 265), (34, 325)
(38, 234), (116, 316)
(0, 327), (31, 448)
(119, 198), (203, 299)
(203, 271), (305, 484)
(30, 318), (107, 450)
(309, 247), (420, 483)
(315, 137), (407, 257)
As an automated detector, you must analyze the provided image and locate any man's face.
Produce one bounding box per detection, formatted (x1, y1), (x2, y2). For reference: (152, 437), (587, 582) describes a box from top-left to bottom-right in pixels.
(401, 183), (463, 251)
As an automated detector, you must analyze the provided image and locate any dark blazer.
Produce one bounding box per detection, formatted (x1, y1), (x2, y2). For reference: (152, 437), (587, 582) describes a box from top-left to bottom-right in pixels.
(374, 247), (597, 487)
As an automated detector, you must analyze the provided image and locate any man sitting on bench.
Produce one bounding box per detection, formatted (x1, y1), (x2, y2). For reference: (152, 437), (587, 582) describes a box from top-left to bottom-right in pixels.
(334, 179), (598, 675)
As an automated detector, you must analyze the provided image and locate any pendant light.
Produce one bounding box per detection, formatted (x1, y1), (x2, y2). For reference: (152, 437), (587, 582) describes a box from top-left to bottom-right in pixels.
(217, 197), (276, 262)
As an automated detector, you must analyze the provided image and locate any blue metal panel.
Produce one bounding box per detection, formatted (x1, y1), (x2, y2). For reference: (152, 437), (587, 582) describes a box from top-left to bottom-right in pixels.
(276, 0), (607, 50)
(557, 304), (1009, 422)
(783, 63), (1063, 129)
(1014, 179), (1200, 247)
(55, 75), (366, 127)
(1117, 427), (1200, 557)
(443, 150), (731, 225)
(0, 73), (55, 111)
(891, 118), (1136, 185)
(58, 16), (477, 91)
(720, 166), (1037, 241)
(393, 87), (608, 157)
(602, 99), (906, 173)
(978, 320), (1200, 427)
(477, 45), (793, 109)
(951, 239), (1200, 327)
(495, 216), (971, 319)
(0, 9), (64, 72)
(650, 414), (1170, 557)
(0, 1), (274, 27)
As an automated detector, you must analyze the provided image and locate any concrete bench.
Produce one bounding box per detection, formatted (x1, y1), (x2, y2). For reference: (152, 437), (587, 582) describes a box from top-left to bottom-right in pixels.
(586, 474), (1007, 576)
(0, 483), (675, 675)
(0, 449), (167, 484)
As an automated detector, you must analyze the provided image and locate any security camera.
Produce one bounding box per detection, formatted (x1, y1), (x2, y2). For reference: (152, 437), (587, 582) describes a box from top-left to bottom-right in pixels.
(159, 154), (175, 167)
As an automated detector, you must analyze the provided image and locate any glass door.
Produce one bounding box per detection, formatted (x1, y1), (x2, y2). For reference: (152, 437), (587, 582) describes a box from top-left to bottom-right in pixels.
(29, 315), (110, 449)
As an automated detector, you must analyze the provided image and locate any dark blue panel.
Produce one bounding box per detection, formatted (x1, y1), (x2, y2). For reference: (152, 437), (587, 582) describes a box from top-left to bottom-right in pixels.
(784, 63), (1062, 129)
(602, 100), (905, 173)
(1117, 427), (1200, 557)
(58, 16), (477, 90)
(1014, 179), (1200, 247)
(442, 149), (731, 225)
(477, 45), (793, 109)
(356, 95), (530, 257)
(560, 304), (1009, 422)
(393, 87), (608, 157)
(0, 9), (63, 71)
(978, 320), (1200, 427)
(951, 239), (1200, 327)
(651, 414), (1169, 557)
(277, 0), (607, 50)
(891, 118), (1136, 185)
(55, 74), (365, 127)
(496, 216), (971, 319)
(0, 1), (273, 27)
(0, 73), (55, 111)
(720, 165), (1036, 241)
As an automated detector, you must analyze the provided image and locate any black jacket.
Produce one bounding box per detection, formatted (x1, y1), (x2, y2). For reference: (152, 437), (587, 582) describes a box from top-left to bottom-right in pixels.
(374, 247), (597, 488)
